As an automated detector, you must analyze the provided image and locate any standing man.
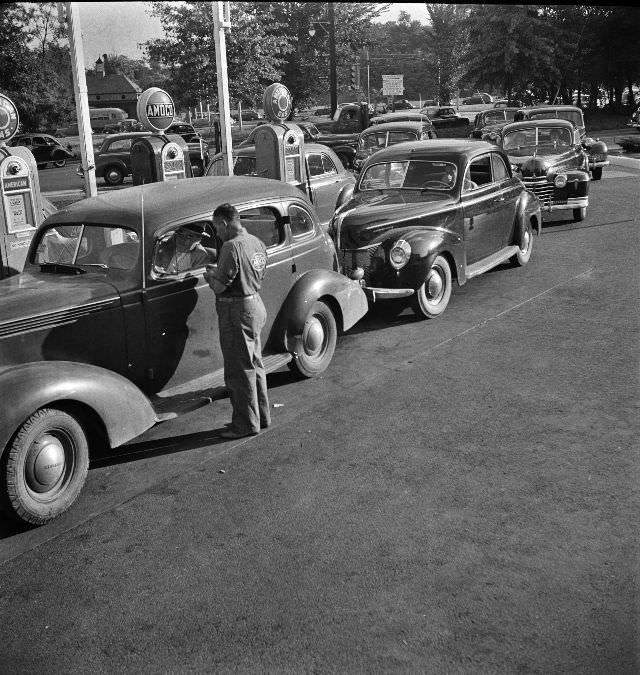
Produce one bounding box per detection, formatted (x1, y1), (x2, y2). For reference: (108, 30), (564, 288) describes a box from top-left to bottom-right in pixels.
(205, 203), (270, 439)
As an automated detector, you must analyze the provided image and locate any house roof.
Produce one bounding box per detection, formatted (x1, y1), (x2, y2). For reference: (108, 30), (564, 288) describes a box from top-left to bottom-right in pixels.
(86, 73), (142, 96)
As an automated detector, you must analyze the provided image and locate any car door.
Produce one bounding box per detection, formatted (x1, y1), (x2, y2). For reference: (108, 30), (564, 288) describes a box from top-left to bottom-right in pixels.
(305, 150), (345, 228)
(461, 153), (505, 263)
(285, 200), (336, 276)
(491, 152), (521, 248)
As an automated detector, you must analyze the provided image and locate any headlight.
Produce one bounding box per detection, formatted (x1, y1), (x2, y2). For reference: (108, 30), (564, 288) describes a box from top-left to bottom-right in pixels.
(554, 173), (568, 188)
(389, 239), (411, 270)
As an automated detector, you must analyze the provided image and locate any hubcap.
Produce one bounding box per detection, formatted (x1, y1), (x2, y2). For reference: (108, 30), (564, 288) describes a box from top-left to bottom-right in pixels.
(426, 269), (444, 302)
(521, 229), (530, 253)
(303, 316), (325, 357)
(26, 434), (66, 494)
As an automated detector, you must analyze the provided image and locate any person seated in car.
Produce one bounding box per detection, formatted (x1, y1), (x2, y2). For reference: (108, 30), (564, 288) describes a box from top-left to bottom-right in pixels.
(155, 223), (217, 274)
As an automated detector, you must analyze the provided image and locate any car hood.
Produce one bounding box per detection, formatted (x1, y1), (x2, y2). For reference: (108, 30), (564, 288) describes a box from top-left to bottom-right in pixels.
(0, 271), (120, 327)
(509, 152), (574, 177)
(337, 191), (456, 247)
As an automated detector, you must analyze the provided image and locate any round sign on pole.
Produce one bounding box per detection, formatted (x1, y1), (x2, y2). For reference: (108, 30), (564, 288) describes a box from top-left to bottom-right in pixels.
(0, 94), (20, 143)
(262, 83), (292, 123)
(137, 87), (176, 133)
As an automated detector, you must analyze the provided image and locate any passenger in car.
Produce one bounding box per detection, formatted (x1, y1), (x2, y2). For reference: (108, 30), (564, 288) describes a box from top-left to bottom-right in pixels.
(154, 223), (217, 274)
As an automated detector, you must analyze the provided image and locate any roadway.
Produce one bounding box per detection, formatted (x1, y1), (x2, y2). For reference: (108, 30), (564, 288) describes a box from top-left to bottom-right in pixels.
(0, 164), (638, 673)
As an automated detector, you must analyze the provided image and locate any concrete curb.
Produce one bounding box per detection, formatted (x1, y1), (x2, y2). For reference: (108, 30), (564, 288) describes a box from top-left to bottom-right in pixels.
(608, 154), (640, 169)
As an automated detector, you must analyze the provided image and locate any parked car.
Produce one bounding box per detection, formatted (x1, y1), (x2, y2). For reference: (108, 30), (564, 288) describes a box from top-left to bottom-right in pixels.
(353, 120), (437, 173)
(0, 176), (368, 526)
(391, 99), (414, 110)
(369, 112), (433, 126)
(91, 131), (210, 185)
(205, 143), (355, 230)
(514, 105), (608, 180)
(469, 107), (521, 139)
(498, 118), (590, 222)
(239, 121), (358, 170)
(331, 139), (540, 318)
(103, 118), (145, 134)
(8, 134), (74, 169)
(419, 106), (470, 137)
(626, 109), (640, 132)
(232, 109), (261, 121)
(462, 93), (493, 105)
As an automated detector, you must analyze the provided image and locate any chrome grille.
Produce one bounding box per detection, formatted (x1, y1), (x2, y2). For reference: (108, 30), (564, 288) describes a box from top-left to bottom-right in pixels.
(522, 177), (555, 206)
(339, 245), (381, 284)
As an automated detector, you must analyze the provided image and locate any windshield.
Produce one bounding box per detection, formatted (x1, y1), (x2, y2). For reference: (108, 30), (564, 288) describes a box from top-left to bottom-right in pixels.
(530, 110), (583, 127)
(359, 160), (458, 191)
(34, 224), (140, 269)
(502, 126), (573, 156)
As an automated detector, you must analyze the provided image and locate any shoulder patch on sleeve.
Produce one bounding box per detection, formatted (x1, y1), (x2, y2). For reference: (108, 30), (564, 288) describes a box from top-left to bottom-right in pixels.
(251, 251), (266, 272)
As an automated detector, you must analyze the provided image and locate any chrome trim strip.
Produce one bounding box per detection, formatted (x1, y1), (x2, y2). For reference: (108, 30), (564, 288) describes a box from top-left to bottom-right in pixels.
(363, 286), (414, 301)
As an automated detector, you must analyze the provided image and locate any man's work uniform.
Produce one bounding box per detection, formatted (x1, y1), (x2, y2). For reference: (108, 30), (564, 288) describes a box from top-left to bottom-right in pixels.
(213, 230), (270, 434)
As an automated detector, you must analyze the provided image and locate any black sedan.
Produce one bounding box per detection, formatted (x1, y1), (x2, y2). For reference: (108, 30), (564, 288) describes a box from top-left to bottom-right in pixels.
(331, 139), (541, 318)
(9, 133), (74, 168)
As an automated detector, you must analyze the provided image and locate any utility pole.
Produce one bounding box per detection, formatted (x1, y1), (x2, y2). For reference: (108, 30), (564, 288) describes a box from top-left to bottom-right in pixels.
(63, 2), (96, 197)
(328, 3), (337, 117)
(212, 1), (233, 176)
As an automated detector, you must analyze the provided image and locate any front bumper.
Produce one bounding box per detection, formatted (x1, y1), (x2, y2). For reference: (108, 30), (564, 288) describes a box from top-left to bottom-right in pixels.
(363, 286), (414, 302)
(589, 158), (610, 169)
(541, 196), (588, 213)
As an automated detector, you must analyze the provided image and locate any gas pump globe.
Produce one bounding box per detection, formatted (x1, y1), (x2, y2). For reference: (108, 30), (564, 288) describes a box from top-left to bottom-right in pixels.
(255, 83), (306, 189)
(131, 87), (192, 185)
(0, 94), (45, 278)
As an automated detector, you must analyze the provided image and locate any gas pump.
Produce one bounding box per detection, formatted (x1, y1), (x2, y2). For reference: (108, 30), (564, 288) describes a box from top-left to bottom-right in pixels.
(131, 87), (192, 186)
(0, 94), (45, 279)
(255, 84), (307, 192)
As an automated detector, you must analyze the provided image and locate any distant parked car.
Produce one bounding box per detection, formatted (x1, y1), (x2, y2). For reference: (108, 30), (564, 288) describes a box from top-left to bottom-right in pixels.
(469, 107), (521, 140)
(498, 118), (590, 222)
(391, 99), (414, 110)
(9, 134), (74, 168)
(233, 109), (261, 121)
(627, 109), (640, 132)
(103, 118), (145, 134)
(331, 139), (540, 319)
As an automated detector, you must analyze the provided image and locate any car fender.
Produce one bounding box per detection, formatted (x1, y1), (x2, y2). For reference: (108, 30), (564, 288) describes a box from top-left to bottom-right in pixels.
(583, 138), (608, 154)
(96, 157), (128, 177)
(0, 361), (158, 455)
(335, 183), (354, 211)
(270, 269), (368, 353)
(516, 188), (542, 236)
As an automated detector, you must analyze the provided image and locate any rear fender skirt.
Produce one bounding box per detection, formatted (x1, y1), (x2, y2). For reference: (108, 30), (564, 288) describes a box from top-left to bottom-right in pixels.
(516, 190), (543, 236)
(269, 269), (368, 353)
(0, 361), (157, 454)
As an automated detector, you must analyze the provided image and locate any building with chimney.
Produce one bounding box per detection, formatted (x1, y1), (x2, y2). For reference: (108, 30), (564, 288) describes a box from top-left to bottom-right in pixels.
(86, 54), (142, 118)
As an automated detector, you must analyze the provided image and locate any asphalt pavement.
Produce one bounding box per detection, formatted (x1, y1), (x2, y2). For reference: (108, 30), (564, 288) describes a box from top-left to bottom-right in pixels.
(0, 164), (638, 673)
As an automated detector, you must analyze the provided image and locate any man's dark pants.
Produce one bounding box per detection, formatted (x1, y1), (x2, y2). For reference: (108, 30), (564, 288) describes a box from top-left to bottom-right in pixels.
(217, 295), (270, 434)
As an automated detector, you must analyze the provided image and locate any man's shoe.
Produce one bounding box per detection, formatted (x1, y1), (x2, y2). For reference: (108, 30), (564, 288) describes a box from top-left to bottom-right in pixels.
(219, 428), (259, 440)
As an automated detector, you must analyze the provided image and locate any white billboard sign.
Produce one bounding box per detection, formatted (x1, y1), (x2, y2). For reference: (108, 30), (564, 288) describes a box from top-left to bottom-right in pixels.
(382, 74), (404, 96)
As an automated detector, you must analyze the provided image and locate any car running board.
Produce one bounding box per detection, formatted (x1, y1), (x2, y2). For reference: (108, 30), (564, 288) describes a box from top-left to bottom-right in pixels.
(151, 352), (293, 421)
(466, 246), (519, 280)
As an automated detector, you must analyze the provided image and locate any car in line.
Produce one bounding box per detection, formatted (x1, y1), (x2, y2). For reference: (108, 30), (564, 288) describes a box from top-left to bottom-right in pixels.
(0, 176), (368, 526)
(90, 131), (210, 185)
(498, 118), (590, 222)
(205, 142), (355, 230)
(514, 105), (608, 180)
(331, 139), (540, 319)
(239, 121), (358, 170)
(469, 107), (521, 140)
(353, 120), (437, 174)
(8, 134), (75, 169)
(103, 118), (146, 134)
(627, 109), (640, 132)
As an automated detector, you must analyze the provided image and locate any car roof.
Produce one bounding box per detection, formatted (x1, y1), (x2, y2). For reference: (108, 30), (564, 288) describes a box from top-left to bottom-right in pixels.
(102, 132), (153, 140)
(230, 142), (338, 158)
(523, 105), (582, 113)
(502, 118), (576, 132)
(364, 139), (497, 163)
(362, 120), (430, 133)
(44, 177), (312, 235)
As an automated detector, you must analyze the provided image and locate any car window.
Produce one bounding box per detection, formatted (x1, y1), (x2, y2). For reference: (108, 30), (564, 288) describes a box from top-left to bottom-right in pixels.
(234, 155), (257, 176)
(361, 160), (457, 191)
(239, 206), (284, 248)
(491, 153), (509, 181)
(361, 132), (386, 150)
(288, 204), (315, 237)
(484, 111), (505, 125)
(468, 155), (492, 186)
(388, 131), (416, 145)
(105, 139), (132, 152)
(307, 153), (325, 177)
(33, 137), (46, 145)
(321, 154), (338, 175)
(152, 221), (216, 276)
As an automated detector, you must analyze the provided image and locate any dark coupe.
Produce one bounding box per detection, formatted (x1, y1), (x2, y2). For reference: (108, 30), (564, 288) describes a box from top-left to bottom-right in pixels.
(0, 177), (368, 525)
(499, 119), (590, 222)
(332, 140), (541, 318)
(9, 133), (74, 168)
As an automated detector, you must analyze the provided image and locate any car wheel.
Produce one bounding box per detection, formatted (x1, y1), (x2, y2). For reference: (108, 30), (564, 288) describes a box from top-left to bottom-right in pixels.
(1, 408), (89, 525)
(510, 220), (533, 267)
(592, 167), (603, 181)
(573, 206), (586, 222)
(53, 157), (67, 168)
(288, 300), (337, 378)
(104, 165), (125, 186)
(412, 255), (452, 319)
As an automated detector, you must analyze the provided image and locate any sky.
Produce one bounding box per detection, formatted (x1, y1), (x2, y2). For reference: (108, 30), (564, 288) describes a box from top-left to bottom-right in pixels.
(77, 2), (430, 68)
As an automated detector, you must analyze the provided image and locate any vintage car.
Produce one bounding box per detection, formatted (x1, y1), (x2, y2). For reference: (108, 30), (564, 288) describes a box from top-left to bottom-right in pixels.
(498, 119), (590, 222)
(0, 177), (368, 526)
(374, 109), (468, 138)
(627, 109), (640, 132)
(514, 106), (608, 180)
(353, 121), (437, 174)
(90, 131), (210, 185)
(9, 133), (75, 169)
(205, 143), (355, 230)
(469, 107), (521, 139)
(103, 118), (146, 134)
(331, 139), (540, 318)
(239, 121), (357, 170)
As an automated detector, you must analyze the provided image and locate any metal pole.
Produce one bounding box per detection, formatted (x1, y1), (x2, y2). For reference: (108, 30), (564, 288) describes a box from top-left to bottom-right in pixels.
(366, 47), (370, 107)
(328, 3), (337, 116)
(212, 1), (234, 175)
(65, 2), (96, 197)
